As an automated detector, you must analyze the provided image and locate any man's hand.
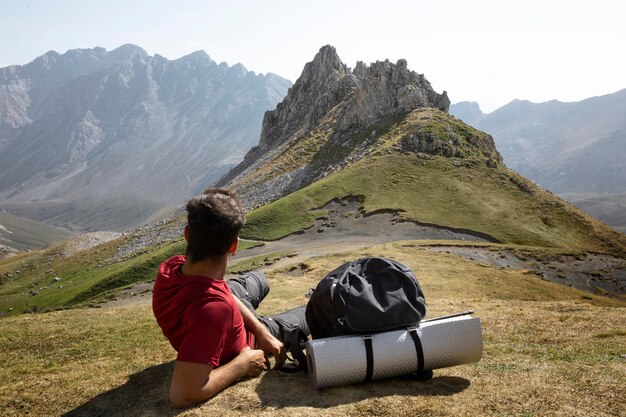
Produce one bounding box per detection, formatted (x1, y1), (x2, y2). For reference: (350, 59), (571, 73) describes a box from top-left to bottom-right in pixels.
(238, 346), (268, 377)
(232, 296), (286, 368)
(255, 330), (286, 369)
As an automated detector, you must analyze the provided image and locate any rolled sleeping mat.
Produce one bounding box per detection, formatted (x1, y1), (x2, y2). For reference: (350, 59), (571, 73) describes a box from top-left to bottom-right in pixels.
(306, 312), (483, 389)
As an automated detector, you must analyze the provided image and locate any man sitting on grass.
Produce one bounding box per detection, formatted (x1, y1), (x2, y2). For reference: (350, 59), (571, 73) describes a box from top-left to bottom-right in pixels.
(152, 188), (308, 408)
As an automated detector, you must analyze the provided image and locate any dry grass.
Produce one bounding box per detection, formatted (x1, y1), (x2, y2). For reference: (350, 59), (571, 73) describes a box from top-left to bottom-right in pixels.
(1, 241), (624, 417)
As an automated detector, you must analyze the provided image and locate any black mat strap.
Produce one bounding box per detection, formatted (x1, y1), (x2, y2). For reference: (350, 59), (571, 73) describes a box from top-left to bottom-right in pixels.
(363, 335), (374, 382)
(408, 327), (425, 374)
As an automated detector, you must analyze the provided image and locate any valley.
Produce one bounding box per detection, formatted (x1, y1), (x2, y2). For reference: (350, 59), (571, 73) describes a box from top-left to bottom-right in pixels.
(0, 211), (74, 254)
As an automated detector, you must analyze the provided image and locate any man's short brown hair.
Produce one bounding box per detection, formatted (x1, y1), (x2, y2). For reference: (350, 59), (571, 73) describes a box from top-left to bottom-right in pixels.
(185, 189), (245, 263)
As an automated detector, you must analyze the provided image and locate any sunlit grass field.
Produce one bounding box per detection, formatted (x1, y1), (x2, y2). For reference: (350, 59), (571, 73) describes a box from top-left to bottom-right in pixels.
(1, 241), (624, 416)
(243, 153), (625, 258)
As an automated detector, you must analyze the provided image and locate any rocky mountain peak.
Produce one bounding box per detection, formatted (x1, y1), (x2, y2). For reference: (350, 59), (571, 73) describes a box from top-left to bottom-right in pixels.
(346, 57), (450, 125)
(176, 50), (213, 63)
(218, 45), (453, 204)
(251, 45), (449, 154)
(300, 45), (349, 83)
(109, 44), (148, 60)
(252, 46), (354, 152)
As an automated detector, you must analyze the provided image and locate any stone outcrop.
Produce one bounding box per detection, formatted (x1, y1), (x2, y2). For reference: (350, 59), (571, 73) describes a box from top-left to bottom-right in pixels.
(401, 123), (502, 165)
(219, 45), (450, 196)
(253, 47), (449, 154)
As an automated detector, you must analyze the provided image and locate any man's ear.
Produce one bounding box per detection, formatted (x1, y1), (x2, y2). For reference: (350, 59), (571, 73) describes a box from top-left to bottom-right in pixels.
(184, 225), (189, 242)
(229, 237), (240, 254)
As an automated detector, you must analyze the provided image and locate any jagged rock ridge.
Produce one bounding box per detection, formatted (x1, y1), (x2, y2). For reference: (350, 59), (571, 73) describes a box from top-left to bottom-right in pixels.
(0, 45), (291, 231)
(218, 45), (452, 206)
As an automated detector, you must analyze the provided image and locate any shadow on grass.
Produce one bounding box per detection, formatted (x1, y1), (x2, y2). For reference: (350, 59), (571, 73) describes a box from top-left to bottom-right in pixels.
(61, 363), (470, 414)
(62, 362), (180, 417)
(256, 370), (470, 408)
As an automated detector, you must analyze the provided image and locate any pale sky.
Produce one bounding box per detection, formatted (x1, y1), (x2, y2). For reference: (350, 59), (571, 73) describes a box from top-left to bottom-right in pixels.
(1, 0), (624, 112)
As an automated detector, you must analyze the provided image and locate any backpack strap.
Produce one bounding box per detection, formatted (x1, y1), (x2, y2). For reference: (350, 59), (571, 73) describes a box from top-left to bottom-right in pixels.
(407, 326), (425, 374)
(363, 334), (374, 382)
(279, 328), (309, 373)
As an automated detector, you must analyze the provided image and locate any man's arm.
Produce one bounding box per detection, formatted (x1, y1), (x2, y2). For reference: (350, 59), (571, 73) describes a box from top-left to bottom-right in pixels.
(232, 296), (286, 368)
(169, 346), (266, 408)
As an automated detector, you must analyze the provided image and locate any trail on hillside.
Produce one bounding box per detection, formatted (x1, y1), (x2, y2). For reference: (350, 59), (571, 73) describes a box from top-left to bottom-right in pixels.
(102, 199), (492, 308)
(101, 199), (625, 308)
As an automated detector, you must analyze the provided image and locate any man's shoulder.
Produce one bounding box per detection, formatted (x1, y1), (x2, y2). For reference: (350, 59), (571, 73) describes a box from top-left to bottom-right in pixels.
(190, 293), (235, 325)
(159, 255), (186, 273)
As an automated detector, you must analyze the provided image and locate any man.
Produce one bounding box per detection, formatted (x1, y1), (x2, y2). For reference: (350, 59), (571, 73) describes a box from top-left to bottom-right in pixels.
(152, 189), (308, 408)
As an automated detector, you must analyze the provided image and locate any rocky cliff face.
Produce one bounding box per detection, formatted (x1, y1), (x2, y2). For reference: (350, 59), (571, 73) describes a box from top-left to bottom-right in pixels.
(0, 45), (291, 231)
(254, 47), (449, 153)
(218, 45), (451, 203)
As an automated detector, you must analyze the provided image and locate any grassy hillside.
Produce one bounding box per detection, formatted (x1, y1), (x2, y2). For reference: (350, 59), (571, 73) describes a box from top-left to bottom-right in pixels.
(0, 231), (261, 315)
(561, 192), (626, 233)
(0, 236), (178, 315)
(238, 109), (626, 256)
(1, 241), (623, 416)
(243, 153), (626, 256)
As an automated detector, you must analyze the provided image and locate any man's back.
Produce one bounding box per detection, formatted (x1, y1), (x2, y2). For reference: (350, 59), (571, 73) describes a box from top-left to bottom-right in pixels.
(153, 255), (251, 366)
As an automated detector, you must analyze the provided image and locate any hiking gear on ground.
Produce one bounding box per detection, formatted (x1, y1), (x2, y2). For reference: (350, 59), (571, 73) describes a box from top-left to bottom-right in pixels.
(306, 312), (483, 389)
(305, 257), (427, 339)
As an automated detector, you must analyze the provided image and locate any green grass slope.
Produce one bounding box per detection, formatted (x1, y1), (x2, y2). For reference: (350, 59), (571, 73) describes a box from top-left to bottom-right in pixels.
(0, 236), (180, 315)
(242, 111), (626, 256)
(0, 231), (261, 315)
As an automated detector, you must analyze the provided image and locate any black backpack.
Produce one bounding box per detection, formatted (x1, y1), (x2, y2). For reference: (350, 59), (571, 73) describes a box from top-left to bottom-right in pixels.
(305, 257), (427, 339)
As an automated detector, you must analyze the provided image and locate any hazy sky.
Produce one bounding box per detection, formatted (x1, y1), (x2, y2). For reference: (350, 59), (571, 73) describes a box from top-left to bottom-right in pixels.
(2, 0), (624, 112)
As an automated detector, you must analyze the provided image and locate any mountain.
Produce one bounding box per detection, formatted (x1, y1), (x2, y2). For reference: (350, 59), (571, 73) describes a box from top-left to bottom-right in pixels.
(469, 90), (626, 194)
(217, 46), (623, 256)
(449, 101), (485, 125)
(217, 46), (452, 207)
(450, 91), (626, 231)
(0, 45), (291, 232)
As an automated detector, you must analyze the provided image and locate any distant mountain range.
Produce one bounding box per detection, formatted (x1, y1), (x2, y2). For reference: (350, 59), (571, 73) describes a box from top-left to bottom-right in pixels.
(0, 44), (291, 233)
(450, 90), (626, 232)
